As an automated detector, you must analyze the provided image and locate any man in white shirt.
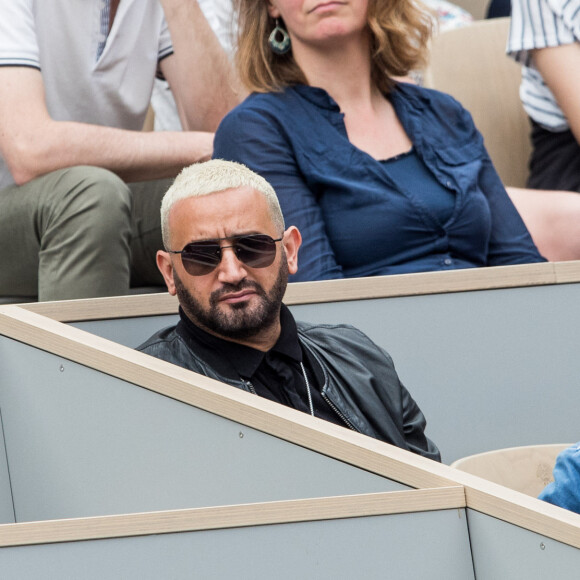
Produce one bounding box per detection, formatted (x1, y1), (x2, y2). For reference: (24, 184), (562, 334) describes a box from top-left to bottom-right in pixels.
(0, 0), (241, 300)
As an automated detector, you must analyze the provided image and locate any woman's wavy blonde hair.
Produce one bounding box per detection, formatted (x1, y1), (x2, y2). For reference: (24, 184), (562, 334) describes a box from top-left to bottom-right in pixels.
(234, 0), (434, 94)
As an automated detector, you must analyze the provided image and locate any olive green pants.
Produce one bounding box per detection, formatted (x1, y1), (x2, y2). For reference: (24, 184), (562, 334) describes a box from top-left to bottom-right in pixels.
(0, 166), (171, 301)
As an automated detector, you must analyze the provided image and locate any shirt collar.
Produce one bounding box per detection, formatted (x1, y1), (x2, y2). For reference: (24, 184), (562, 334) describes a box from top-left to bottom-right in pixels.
(291, 84), (341, 112)
(290, 81), (425, 114)
(178, 304), (303, 379)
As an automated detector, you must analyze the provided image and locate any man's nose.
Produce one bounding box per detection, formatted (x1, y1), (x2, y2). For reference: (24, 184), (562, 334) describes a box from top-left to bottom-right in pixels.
(216, 246), (247, 283)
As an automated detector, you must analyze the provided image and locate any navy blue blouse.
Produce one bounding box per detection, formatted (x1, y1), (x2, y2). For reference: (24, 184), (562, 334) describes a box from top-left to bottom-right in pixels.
(213, 82), (545, 281)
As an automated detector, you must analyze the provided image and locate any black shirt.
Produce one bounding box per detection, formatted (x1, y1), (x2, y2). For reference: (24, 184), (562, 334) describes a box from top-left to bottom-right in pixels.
(177, 305), (346, 427)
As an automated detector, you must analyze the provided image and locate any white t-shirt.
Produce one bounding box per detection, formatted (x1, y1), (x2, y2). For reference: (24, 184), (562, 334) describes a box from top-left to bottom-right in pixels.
(0, 0), (173, 188)
(507, 0), (580, 132)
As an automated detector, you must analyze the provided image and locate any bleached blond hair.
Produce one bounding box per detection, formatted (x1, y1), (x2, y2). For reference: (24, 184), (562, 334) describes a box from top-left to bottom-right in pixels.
(161, 159), (285, 249)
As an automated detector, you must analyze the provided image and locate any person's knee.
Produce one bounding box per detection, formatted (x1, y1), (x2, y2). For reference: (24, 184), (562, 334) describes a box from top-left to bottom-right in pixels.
(36, 167), (135, 299)
(59, 165), (130, 214)
(42, 166), (132, 239)
(509, 187), (580, 261)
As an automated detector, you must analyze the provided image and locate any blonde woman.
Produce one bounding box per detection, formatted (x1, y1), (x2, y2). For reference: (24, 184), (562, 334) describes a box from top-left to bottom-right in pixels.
(214, 1), (545, 281)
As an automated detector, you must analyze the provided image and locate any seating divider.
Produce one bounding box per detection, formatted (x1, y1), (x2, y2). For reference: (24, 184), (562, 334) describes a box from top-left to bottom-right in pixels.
(0, 488), (474, 579)
(0, 262), (579, 578)
(0, 300), (579, 576)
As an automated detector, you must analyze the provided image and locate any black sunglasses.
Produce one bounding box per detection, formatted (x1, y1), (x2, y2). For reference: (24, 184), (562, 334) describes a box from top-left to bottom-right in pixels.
(168, 234), (283, 276)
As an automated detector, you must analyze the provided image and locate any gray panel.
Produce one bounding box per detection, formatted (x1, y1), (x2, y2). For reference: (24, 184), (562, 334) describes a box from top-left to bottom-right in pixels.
(0, 509), (474, 580)
(0, 336), (405, 523)
(467, 508), (580, 578)
(290, 284), (580, 463)
(0, 408), (15, 523)
(71, 284), (580, 464)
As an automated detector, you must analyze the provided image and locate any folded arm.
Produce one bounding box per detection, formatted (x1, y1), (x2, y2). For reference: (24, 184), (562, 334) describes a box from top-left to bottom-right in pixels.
(0, 67), (214, 185)
(478, 153), (547, 265)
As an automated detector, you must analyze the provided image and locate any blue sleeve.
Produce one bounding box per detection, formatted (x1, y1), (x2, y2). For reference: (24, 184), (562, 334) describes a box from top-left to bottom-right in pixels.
(213, 104), (344, 282)
(477, 138), (546, 266)
(538, 442), (580, 514)
(422, 86), (546, 266)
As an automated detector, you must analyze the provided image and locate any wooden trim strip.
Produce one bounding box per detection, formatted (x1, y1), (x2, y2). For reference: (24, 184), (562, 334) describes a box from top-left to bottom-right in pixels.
(446, 469), (580, 549)
(284, 262), (560, 305)
(0, 487), (465, 547)
(554, 260), (580, 283)
(16, 261), (580, 322)
(18, 292), (177, 323)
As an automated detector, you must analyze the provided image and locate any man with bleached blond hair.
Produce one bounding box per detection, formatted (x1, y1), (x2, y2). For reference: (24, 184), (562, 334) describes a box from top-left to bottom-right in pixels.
(139, 160), (440, 461)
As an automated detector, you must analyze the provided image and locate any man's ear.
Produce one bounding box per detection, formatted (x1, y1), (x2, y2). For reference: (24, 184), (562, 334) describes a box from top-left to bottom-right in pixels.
(282, 226), (302, 275)
(157, 250), (177, 296)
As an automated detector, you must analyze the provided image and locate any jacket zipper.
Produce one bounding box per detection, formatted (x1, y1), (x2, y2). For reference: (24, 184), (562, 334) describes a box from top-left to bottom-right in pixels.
(242, 379), (256, 395)
(321, 393), (359, 433)
(243, 371), (359, 433)
(301, 338), (360, 433)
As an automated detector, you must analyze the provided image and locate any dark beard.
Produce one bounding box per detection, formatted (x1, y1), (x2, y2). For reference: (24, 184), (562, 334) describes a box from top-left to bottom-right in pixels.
(174, 257), (288, 341)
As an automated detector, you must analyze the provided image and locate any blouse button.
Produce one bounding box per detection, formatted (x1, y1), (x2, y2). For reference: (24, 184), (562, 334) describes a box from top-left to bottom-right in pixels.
(444, 258), (452, 266)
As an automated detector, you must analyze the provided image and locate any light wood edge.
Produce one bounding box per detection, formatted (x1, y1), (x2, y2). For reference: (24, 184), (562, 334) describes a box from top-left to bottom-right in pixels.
(18, 292), (178, 322)
(446, 469), (580, 549)
(2, 306), (580, 549)
(554, 261), (580, 283)
(17, 261), (580, 322)
(287, 262), (558, 302)
(0, 487), (465, 548)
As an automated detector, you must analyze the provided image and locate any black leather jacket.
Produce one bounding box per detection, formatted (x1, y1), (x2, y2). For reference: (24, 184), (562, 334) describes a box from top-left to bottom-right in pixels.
(138, 320), (440, 461)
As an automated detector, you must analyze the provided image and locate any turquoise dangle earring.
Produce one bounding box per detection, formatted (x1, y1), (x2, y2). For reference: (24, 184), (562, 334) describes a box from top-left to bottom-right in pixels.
(268, 19), (291, 55)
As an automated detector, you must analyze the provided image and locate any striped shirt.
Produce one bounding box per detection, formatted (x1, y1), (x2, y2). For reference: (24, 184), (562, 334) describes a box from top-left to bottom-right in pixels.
(507, 0), (580, 131)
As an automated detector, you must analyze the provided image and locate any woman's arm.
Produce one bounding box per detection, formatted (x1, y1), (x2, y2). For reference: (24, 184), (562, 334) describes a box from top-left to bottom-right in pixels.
(413, 86), (546, 267)
(214, 106), (344, 281)
(478, 153), (547, 265)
